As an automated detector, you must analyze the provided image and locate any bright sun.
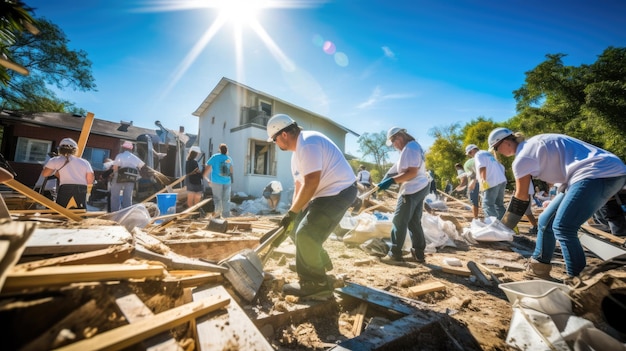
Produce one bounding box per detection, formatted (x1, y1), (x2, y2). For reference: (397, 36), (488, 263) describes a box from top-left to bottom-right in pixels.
(141, 0), (325, 96)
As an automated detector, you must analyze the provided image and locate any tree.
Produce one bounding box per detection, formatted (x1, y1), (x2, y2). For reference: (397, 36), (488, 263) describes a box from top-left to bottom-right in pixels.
(424, 123), (464, 190)
(357, 131), (393, 177)
(513, 47), (626, 159)
(0, 11), (96, 113)
(0, 0), (38, 83)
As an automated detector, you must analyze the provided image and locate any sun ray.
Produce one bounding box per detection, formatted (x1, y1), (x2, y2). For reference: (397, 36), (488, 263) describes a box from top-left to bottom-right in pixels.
(137, 0), (328, 97)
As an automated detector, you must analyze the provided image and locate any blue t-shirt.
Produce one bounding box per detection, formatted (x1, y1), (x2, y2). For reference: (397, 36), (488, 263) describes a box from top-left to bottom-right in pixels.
(206, 153), (232, 184)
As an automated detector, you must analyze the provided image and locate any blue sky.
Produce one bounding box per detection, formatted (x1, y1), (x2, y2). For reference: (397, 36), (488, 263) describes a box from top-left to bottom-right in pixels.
(25, 0), (626, 160)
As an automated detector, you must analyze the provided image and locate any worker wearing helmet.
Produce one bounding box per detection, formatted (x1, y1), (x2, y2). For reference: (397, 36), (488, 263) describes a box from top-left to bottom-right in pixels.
(111, 141), (145, 212)
(489, 127), (626, 280)
(40, 137), (94, 209)
(268, 113), (357, 299)
(377, 127), (430, 265)
(465, 142), (507, 220)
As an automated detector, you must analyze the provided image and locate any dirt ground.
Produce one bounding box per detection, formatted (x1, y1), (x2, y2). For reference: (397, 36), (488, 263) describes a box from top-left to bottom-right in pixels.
(240, 193), (599, 351)
(4, 191), (620, 351)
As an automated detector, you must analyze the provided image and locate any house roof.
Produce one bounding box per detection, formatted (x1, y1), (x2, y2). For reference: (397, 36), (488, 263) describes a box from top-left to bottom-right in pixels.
(0, 110), (197, 146)
(192, 77), (359, 137)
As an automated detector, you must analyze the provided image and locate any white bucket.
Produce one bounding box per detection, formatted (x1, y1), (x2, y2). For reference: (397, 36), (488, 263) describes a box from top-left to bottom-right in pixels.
(499, 280), (573, 315)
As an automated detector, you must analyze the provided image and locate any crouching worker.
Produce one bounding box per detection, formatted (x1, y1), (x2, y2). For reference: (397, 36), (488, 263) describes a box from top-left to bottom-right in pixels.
(489, 127), (626, 281)
(263, 180), (283, 214)
(267, 114), (357, 300)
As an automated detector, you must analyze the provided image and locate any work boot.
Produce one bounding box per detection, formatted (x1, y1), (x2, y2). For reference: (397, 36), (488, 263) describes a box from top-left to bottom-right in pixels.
(282, 279), (333, 300)
(380, 253), (407, 266)
(524, 258), (557, 281)
(410, 248), (425, 263)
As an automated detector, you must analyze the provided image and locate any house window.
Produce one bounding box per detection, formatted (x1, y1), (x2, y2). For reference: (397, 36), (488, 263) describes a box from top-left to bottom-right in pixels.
(259, 100), (272, 116)
(82, 147), (111, 171)
(249, 139), (275, 175)
(15, 137), (51, 164)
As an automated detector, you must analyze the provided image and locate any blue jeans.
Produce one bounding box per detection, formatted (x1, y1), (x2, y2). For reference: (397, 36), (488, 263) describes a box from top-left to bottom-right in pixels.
(389, 186), (430, 259)
(294, 183), (357, 283)
(210, 183), (231, 218)
(482, 182), (506, 219)
(110, 181), (135, 212)
(533, 175), (626, 276)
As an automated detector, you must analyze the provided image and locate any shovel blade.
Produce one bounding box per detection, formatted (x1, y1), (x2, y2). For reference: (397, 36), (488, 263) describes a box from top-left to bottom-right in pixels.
(222, 249), (265, 301)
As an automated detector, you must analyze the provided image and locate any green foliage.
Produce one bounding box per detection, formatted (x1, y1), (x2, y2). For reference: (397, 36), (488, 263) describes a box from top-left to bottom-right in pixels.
(425, 46), (626, 193)
(0, 16), (96, 112)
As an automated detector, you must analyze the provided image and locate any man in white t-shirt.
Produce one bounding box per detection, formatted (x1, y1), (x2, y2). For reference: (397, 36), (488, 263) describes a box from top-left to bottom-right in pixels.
(267, 114), (357, 300)
(466, 146), (507, 219)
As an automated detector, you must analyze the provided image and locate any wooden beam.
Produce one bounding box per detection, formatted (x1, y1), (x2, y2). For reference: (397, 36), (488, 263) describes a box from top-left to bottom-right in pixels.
(3, 264), (165, 292)
(192, 285), (273, 351)
(76, 112), (95, 157)
(55, 295), (230, 351)
(14, 243), (134, 270)
(3, 179), (82, 221)
(351, 302), (368, 336)
(581, 224), (626, 245)
(408, 281), (446, 298)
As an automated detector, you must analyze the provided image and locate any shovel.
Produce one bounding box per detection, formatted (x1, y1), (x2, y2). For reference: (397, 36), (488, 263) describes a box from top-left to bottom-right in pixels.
(221, 225), (288, 301)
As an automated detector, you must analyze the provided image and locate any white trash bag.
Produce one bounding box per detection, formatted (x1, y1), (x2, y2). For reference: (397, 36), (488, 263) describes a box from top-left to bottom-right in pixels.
(464, 216), (515, 243)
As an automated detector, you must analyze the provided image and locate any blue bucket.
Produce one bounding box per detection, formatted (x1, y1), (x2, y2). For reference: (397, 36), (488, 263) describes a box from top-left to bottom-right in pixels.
(156, 193), (177, 216)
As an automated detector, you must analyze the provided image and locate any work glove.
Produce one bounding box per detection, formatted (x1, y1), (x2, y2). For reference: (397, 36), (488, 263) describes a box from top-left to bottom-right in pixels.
(481, 180), (490, 191)
(280, 210), (298, 229)
(377, 177), (395, 191)
(501, 196), (530, 230)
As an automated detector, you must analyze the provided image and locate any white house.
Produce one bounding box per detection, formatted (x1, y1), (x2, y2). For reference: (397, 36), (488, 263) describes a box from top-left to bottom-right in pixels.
(192, 77), (358, 198)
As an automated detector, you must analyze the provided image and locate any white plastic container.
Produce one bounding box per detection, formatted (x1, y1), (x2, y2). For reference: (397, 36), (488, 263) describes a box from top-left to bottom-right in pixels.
(499, 280), (573, 315)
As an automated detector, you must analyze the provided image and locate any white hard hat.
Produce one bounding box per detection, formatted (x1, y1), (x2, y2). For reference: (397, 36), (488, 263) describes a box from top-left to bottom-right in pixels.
(122, 141), (134, 150)
(59, 138), (78, 148)
(189, 146), (201, 153)
(465, 144), (478, 155)
(266, 114), (296, 142)
(386, 127), (406, 146)
(488, 127), (513, 151)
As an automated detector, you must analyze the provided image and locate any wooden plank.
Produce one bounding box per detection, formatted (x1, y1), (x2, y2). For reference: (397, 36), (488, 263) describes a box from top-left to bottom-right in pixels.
(3, 264), (165, 292)
(441, 266), (472, 277)
(0, 220), (38, 291)
(3, 179), (82, 221)
(351, 302), (368, 336)
(581, 223), (626, 245)
(163, 272), (222, 288)
(76, 112), (95, 157)
(14, 243), (134, 270)
(253, 300), (336, 335)
(227, 221), (252, 231)
(114, 291), (181, 351)
(408, 281), (446, 298)
(164, 238), (259, 262)
(55, 295), (230, 351)
(336, 282), (423, 315)
(22, 226), (132, 256)
(192, 284), (273, 351)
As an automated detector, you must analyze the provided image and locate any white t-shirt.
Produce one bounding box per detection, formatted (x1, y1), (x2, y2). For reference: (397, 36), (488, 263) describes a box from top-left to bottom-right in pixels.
(44, 155), (93, 185)
(291, 131), (356, 199)
(474, 150), (507, 187)
(357, 170), (371, 184)
(268, 180), (283, 194)
(114, 150), (145, 169)
(386, 140), (429, 195)
(512, 134), (626, 188)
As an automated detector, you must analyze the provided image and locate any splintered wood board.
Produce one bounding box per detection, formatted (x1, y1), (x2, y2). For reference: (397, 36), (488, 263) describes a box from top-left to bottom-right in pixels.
(193, 285), (273, 350)
(22, 226), (132, 256)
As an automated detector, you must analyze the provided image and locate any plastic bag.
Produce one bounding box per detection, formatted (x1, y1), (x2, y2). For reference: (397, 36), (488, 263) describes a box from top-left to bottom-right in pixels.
(466, 217), (515, 242)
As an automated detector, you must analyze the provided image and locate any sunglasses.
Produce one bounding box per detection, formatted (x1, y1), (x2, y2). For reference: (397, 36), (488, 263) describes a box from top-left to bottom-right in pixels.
(272, 131), (281, 142)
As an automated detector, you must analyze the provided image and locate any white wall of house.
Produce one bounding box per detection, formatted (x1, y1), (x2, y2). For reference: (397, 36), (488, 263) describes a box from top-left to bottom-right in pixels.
(195, 79), (353, 201)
